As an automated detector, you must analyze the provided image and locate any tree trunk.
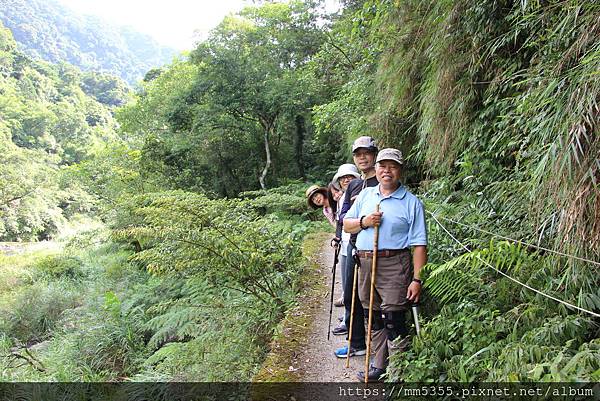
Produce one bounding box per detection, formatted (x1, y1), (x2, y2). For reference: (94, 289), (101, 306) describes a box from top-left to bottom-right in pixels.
(259, 127), (272, 190)
(131, 240), (142, 253)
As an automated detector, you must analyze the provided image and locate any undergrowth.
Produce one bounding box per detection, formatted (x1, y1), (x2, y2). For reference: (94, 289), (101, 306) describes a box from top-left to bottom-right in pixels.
(0, 185), (321, 382)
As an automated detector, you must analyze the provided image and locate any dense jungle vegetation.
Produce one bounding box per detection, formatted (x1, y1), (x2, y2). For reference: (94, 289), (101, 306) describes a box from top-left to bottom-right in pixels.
(0, 0), (598, 385)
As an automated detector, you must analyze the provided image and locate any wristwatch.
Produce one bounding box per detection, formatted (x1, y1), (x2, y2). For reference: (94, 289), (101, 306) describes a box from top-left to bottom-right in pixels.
(412, 278), (423, 285)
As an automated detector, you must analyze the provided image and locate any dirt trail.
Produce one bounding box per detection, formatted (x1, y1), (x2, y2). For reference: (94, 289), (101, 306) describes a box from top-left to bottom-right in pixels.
(296, 241), (364, 382)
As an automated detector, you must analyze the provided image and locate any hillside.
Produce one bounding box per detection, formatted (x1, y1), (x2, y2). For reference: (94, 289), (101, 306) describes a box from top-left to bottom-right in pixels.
(0, 0), (177, 84)
(0, 21), (123, 241)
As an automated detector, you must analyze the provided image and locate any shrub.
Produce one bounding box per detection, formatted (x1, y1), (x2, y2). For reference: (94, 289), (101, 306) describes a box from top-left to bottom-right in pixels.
(114, 191), (303, 309)
(33, 255), (84, 281)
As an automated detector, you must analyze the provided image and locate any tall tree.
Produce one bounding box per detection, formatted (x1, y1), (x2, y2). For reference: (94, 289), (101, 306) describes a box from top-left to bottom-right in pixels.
(186, 1), (325, 189)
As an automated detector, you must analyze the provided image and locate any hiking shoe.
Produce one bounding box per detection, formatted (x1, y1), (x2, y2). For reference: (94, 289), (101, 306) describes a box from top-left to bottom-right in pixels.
(334, 345), (366, 358)
(334, 297), (344, 307)
(356, 365), (386, 382)
(332, 322), (348, 336)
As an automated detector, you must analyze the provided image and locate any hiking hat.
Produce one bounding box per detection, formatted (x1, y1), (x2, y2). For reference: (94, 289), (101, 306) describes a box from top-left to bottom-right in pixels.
(305, 185), (328, 209)
(375, 148), (404, 165)
(332, 163), (360, 185)
(351, 136), (378, 153)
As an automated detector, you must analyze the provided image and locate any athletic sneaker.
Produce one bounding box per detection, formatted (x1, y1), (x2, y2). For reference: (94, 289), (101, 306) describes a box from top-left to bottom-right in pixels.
(356, 365), (386, 382)
(332, 322), (348, 336)
(334, 345), (366, 358)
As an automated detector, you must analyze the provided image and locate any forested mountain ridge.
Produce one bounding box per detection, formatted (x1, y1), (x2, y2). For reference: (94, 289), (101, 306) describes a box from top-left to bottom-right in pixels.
(0, 0), (177, 84)
(0, 20), (123, 240)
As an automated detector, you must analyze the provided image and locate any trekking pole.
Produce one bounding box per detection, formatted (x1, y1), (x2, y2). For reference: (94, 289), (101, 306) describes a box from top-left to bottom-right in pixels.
(346, 250), (359, 368)
(327, 239), (341, 340)
(365, 203), (380, 384)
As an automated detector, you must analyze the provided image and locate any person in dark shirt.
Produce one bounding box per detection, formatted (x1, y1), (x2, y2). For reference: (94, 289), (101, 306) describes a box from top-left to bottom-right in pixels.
(333, 136), (379, 359)
(331, 164), (360, 308)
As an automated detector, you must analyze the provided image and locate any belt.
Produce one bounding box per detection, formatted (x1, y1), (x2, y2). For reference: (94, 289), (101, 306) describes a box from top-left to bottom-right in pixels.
(357, 249), (409, 258)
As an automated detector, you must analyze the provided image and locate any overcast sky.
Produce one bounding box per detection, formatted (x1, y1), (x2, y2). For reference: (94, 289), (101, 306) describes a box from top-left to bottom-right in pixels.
(54, 0), (341, 51)
(53, 0), (250, 50)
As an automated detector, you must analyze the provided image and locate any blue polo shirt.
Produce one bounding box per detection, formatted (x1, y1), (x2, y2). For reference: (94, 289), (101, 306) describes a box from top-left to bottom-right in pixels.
(345, 184), (427, 251)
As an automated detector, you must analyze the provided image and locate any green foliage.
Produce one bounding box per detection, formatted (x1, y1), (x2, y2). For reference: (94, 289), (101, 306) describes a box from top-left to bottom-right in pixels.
(0, 20), (120, 240)
(64, 142), (156, 219)
(0, 280), (80, 343)
(33, 255), (84, 281)
(37, 298), (148, 381)
(0, 248), (55, 293)
(388, 301), (598, 382)
(115, 1), (327, 195)
(114, 60), (202, 192)
(114, 191), (303, 307)
(0, 240), (150, 381)
(423, 241), (537, 306)
(80, 72), (130, 107)
(388, 302), (507, 382)
(0, 123), (64, 240)
(137, 280), (273, 381)
(239, 181), (309, 216)
(367, 0), (600, 253)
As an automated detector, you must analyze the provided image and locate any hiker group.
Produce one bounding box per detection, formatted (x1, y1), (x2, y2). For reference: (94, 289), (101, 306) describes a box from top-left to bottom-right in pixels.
(305, 136), (428, 383)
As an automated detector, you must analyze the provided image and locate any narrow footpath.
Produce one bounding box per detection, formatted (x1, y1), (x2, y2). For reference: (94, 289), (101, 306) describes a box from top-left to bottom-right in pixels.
(296, 240), (363, 382)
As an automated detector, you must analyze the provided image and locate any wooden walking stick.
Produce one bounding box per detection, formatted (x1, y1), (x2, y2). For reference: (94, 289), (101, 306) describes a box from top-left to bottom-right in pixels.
(346, 250), (359, 368)
(364, 203), (380, 384)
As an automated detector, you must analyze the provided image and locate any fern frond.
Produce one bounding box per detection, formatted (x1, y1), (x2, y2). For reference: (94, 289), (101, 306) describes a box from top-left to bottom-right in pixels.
(144, 305), (208, 350)
(423, 250), (483, 305)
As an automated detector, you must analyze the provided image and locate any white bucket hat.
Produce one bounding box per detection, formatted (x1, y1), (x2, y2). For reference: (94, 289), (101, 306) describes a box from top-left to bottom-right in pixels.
(332, 163), (360, 184)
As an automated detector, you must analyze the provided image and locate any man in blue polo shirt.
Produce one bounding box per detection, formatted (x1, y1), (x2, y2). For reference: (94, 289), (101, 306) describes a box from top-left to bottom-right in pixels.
(344, 148), (428, 382)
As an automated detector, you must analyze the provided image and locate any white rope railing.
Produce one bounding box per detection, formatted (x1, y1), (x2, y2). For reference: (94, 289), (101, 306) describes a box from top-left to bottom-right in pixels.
(427, 211), (600, 319)
(435, 214), (600, 268)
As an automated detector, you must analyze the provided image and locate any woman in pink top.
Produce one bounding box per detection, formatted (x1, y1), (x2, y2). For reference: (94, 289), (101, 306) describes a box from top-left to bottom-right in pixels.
(306, 185), (337, 227)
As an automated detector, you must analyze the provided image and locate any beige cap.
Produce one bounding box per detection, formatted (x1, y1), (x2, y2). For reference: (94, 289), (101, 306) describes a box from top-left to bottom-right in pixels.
(351, 136), (378, 153)
(375, 148), (403, 165)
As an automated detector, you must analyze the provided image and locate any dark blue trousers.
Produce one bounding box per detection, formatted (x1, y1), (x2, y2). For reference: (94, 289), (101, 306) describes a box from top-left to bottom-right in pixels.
(343, 242), (366, 349)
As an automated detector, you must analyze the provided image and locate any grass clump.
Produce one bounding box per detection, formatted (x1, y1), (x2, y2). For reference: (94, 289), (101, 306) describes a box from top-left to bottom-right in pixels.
(32, 255), (84, 281)
(0, 280), (81, 344)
